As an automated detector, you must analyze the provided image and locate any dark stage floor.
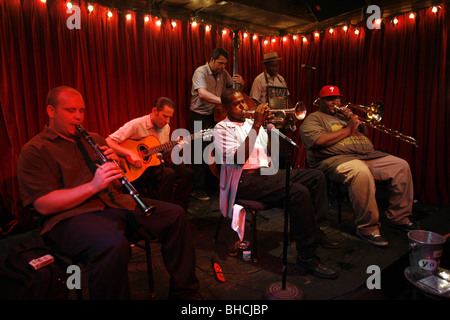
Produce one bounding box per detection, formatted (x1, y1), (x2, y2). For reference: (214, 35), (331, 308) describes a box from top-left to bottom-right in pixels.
(1, 190), (448, 303)
(123, 191), (450, 301)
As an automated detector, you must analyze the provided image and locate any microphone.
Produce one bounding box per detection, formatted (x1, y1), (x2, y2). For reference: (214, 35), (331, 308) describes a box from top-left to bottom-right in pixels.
(301, 64), (317, 70)
(266, 124), (299, 149)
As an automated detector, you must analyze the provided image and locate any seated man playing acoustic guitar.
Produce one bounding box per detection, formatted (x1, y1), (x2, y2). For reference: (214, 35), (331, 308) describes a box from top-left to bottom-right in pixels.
(106, 97), (193, 212)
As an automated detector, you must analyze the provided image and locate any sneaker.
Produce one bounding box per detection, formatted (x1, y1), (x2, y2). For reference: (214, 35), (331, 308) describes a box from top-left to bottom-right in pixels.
(295, 256), (338, 279)
(356, 230), (389, 247)
(191, 190), (210, 201)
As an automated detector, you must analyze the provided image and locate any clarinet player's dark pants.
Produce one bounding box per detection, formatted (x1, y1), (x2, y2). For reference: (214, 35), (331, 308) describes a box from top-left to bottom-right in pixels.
(43, 200), (199, 299)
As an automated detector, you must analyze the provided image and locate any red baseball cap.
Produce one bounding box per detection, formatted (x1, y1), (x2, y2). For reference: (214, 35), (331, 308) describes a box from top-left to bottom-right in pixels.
(319, 85), (342, 98)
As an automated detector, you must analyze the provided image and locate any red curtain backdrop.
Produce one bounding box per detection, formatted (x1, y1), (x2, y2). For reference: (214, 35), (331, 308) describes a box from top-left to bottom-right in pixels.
(0, 0), (448, 234)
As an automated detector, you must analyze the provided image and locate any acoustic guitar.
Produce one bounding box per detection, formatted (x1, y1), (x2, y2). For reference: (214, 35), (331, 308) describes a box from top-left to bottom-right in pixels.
(119, 129), (213, 182)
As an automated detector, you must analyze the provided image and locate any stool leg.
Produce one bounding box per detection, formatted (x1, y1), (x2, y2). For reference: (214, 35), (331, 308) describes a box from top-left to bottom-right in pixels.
(252, 210), (258, 262)
(144, 239), (155, 298)
(337, 186), (342, 228)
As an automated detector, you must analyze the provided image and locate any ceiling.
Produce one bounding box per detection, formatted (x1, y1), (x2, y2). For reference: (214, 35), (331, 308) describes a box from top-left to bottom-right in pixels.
(93, 0), (443, 36)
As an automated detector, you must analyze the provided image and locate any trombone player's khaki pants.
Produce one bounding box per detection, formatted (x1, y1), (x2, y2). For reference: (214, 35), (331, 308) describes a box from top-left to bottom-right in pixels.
(330, 155), (414, 236)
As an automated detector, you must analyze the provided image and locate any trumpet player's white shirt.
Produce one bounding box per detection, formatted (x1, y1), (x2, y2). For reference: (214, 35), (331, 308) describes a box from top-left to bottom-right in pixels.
(214, 118), (271, 218)
(214, 118), (271, 169)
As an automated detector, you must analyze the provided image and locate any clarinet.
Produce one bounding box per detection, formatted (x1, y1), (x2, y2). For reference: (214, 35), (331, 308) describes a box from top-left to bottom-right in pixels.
(76, 125), (155, 216)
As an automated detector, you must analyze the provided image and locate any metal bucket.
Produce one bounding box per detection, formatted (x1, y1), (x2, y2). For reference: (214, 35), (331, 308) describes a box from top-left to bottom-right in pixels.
(408, 230), (445, 277)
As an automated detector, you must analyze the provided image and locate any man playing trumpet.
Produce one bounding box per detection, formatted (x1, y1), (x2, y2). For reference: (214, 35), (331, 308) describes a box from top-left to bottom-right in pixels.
(300, 85), (416, 247)
(214, 88), (338, 279)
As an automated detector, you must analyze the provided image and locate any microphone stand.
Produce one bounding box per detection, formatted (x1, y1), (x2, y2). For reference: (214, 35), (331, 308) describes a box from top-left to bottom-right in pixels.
(306, 68), (312, 109)
(265, 140), (304, 300)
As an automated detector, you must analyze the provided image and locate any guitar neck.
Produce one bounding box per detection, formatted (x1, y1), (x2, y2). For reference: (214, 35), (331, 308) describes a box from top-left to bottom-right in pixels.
(148, 131), (205, 154)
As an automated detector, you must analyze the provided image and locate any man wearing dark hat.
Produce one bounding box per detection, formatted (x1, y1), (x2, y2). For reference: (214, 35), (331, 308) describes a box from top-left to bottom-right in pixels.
(250, 52), (290, 105)
(300, 85), (416, 247)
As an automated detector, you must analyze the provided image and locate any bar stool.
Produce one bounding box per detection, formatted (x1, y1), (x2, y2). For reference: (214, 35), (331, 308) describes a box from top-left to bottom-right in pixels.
(214, 199), (267, 262)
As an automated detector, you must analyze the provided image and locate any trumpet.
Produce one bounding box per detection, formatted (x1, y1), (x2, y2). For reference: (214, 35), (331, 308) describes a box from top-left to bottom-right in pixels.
(313, 98), (419, 147)
(243, 102), (307, 131)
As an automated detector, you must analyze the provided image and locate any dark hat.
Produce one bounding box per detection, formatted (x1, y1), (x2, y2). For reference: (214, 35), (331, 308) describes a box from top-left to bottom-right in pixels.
(263, 52), (282, 63)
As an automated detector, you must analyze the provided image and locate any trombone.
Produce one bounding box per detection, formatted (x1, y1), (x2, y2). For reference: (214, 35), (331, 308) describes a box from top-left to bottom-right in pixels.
(313, 99), (419, 147)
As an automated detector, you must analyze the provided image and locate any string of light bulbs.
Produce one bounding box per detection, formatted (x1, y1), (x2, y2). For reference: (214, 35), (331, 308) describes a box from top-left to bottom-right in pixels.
(36, 0), (444, 45)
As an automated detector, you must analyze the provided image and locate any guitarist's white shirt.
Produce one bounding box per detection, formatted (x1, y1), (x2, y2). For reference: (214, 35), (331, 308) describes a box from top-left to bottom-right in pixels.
(108, 114), (170, 145)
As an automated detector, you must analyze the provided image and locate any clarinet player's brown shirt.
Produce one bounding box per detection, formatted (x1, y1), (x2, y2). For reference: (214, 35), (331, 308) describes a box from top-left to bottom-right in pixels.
(17, 125), (135, 234)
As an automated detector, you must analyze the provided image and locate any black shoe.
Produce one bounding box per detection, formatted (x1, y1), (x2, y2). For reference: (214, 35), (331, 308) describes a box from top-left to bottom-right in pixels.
(295, 256), (338, 279)
(320, 229), (340, 249)
(356, 230), (389, 247)
(392, 220), (417, 232)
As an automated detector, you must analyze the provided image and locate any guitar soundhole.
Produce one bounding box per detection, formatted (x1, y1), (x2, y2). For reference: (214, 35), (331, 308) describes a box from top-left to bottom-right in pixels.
(138, 145), (150, 162)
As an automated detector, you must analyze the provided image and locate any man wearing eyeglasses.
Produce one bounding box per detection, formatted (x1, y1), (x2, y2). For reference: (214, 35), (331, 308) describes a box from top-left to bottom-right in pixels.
(300, 85), (416, 247)
(190, 47), (244, 201)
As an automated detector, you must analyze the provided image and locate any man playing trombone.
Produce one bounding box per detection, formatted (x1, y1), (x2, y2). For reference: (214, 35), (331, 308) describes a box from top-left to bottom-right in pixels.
(300, 85), (416, 247)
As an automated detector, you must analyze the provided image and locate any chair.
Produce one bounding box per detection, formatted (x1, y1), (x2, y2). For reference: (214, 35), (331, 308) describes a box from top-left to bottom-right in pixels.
(130, 239), (155, 299)
(44, 238), (155, 300)
(42, 227), (156, 300)
(28, 204), (156, 300)
(126, 222), (157, 299)
(327, 179), (390, 228)
(214, 199), (267, 263)
(327, 179), (348, 227)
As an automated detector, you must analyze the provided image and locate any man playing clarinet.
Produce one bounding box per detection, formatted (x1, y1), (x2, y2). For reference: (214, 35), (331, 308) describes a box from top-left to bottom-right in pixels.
(16, 86), (200, 299)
